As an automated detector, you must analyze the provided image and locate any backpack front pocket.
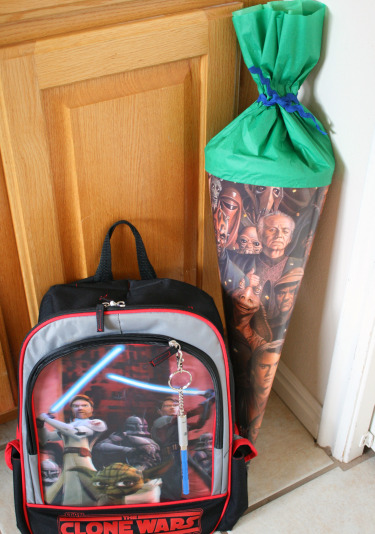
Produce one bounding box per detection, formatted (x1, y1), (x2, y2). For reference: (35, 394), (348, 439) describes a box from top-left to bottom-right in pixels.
(27, 336), (221, 507)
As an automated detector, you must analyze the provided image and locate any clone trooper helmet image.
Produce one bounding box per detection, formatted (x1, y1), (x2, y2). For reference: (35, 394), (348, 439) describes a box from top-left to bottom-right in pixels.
(124, 416), (150, 436)
(41, 459), (61, 486)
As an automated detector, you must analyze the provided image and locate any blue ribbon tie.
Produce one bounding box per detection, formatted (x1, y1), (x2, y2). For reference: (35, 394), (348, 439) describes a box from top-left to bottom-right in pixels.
(249, 66), (327, 135)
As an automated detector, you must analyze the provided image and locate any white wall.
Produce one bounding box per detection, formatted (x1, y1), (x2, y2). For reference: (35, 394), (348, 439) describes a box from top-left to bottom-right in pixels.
(280, 0), (375, 457)
(317, 129), (375, 461)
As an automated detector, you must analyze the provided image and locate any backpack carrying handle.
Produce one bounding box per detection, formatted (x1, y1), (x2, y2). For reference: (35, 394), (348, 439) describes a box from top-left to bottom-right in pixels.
(94, 220), (157, 282)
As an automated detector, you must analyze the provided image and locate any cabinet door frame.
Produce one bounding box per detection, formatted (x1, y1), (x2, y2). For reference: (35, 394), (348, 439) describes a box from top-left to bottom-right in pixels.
(0, 4), (242, 325)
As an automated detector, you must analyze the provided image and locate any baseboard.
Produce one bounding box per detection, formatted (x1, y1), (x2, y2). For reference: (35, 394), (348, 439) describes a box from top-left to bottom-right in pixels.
(273, 361), (322, 439)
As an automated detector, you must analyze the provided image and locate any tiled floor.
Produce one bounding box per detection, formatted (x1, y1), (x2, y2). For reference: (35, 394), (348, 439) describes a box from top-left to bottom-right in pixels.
(1, 392), (374, 533)
(239, 392), (375, 533)
(234, 455), (375, 533)
(247, 391), (334, 509)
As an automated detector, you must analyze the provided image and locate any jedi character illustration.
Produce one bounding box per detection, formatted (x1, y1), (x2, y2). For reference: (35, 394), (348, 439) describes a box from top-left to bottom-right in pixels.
(93, 415), (161, 471)
(228, 276), (272, 435)
(151, 394), (214, 500)
(37, 394), (107, 505)
(247, 340), (284, 441)
(70, 462), (171, 505)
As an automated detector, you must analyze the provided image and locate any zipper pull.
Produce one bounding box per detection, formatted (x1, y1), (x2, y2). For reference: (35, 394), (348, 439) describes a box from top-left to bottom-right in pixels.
(96, 303), (105, 332)
(149, 340), (180, 367)
(96, 300), (126, 332)
(103, 300), (126, 308)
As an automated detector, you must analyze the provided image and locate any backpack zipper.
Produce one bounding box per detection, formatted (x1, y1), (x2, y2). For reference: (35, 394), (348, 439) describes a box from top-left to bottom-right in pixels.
(25, 334), (223, 455)
(96, 301), (125, 332)
(37, 303), (224, 338)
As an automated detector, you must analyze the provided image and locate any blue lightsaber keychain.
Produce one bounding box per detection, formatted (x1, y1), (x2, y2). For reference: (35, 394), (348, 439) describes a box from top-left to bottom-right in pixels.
(168, 341), (192, 495)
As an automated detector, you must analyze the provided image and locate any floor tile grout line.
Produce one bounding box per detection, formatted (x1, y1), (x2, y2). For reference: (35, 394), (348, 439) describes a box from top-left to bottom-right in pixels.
(333, 447), (375, 471)
(244, 448), (375, 516)
(245, 462), (337, 514)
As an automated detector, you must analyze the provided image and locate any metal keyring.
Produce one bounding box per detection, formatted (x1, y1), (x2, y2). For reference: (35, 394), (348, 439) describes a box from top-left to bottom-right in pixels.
(168, 369), (192, 391)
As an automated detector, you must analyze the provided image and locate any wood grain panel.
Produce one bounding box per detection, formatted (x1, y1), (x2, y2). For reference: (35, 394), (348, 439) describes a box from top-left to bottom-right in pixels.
(34, 12), (208, 89)
(0, 0), (236, 18)
(41, 58), (202, 283)
(0, 0), (239, 46)
(0, 4), (242, 327)
(69, 67), (190, 281)
(0, 305), (17, 423)
(0, 54), (64, 322)
(0, 159), (31, 367)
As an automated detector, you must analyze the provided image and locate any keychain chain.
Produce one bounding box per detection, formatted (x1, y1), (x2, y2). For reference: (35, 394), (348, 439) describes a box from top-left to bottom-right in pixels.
(168, 340), (191, 495)
(176, 350), (185, 416)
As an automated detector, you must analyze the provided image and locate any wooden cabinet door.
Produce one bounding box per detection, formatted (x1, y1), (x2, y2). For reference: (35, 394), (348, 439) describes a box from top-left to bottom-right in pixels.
(0, 3), (241, 326)
(0, 305), (17, 423)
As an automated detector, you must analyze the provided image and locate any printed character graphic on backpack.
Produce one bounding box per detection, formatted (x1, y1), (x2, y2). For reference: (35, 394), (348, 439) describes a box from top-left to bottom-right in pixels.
(33, 343), (216, 506)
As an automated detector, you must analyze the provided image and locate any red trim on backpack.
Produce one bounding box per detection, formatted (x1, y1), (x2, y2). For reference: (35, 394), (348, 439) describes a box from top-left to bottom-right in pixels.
(5, 439), (20, 470)
(27, 492), (227, 510)
(233, 437), (258, 462)
(18, 308), (234, 531)
(32, 379), (221, 507)
(31, 395), (46, 502)
(210, 406), (217, 495)
(233, 424), (257, 460)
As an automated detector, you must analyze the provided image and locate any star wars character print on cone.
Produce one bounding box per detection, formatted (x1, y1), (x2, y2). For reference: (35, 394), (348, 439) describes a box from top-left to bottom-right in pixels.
(205, 1), (335, 442)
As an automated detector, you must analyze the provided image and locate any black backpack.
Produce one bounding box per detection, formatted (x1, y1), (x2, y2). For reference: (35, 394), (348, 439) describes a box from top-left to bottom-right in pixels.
(6, 220), (256, 534)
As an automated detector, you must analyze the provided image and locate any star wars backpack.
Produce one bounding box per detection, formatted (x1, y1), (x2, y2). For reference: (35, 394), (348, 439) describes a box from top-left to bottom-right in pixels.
(6, 220), (256, 534)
